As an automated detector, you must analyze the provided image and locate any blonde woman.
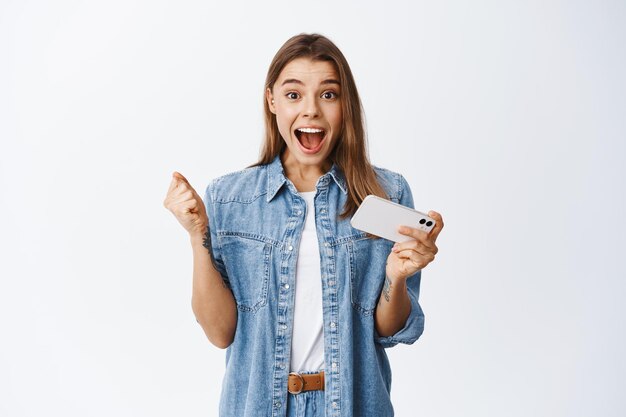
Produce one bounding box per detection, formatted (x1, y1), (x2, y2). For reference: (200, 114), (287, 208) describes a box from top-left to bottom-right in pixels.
(164, 33), (444, 417)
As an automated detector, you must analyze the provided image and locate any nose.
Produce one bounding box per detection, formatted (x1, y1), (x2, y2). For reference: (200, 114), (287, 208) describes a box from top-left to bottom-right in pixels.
(302, 95), (320, 118)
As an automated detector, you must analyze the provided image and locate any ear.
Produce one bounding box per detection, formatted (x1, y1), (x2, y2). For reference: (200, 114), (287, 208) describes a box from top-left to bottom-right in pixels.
(266, 87), (276, 114)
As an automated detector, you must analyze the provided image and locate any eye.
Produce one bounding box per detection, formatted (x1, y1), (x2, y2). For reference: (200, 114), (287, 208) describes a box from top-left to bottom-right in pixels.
(286, 92), (300, 100)
(322, 91), (338, 100)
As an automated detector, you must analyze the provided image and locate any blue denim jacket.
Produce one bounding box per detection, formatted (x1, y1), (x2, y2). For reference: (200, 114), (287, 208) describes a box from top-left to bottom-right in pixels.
(202, 154), (425, 417)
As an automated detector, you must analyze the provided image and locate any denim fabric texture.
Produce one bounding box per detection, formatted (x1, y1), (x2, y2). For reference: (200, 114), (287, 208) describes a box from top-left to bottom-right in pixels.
(202, 154), (425, 417)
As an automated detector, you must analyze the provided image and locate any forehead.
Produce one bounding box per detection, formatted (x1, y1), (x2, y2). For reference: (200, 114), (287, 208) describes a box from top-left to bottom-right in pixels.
(277, 58), (338, 84)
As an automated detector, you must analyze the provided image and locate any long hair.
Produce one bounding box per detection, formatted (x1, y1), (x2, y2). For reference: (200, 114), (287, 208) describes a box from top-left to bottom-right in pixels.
(248, 33), (388, 219)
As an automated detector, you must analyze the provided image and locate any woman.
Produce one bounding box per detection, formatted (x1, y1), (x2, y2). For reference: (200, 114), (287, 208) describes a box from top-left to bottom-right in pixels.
(164, 33), (443, 417)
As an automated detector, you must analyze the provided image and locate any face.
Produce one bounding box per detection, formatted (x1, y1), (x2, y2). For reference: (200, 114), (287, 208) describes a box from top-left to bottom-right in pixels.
(266, 57), (343, 173)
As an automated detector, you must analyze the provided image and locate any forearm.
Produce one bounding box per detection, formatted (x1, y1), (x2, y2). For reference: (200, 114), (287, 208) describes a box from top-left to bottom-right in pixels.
(374, 274), (411, 337)
(190, 233), (237, 349)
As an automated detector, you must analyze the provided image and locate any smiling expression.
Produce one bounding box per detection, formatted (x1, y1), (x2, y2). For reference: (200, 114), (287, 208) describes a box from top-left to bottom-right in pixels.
(266, 57), (343, 173)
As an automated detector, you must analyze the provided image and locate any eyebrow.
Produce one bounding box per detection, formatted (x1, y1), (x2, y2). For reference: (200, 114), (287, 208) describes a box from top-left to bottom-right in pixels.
(280, 78), (341, 87)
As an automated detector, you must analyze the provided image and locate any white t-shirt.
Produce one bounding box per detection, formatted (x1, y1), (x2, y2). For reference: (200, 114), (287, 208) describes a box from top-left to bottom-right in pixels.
(289, 190), (325, 373)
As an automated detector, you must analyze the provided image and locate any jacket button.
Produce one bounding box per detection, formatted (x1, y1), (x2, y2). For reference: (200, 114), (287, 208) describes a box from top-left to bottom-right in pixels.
(284, 284), (290, 289)
(324, 242), (330, 247)
(321, 209), (326, 214)
(288, 245), (293, 251)
(330, 322), (336, 328)
(274, 401), (281, 408)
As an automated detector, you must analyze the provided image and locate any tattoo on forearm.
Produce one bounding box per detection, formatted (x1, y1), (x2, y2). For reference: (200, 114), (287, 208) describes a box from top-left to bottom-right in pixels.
(383, 275), (392, 303)
(202, 224), (230, 290)
(202, 225), (217, 266)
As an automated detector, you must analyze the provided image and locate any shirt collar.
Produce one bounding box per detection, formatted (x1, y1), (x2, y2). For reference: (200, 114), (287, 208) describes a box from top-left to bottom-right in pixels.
(266, 154), (348, 202)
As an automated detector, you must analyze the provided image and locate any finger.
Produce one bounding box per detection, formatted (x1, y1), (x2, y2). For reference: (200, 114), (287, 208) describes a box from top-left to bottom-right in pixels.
(176, 200), (199, 216)
(167, 175), (180, 194)
(164, 178), (185, 208)
(172, 171), (191, 186)
(427, 210), (444, 242)
(393, 237), (434, 254)
(179, 183), (202, 204)
(394, 245), (430, 259)
(397, 226), (437, 251)
(172, 172), (201, 202)
(171, 189), (195, 205)
(397, 225), (426, 240)
(397, 249), (434, 269)
(168, 180), (189, 198)
(395, 250), (427, 269)
(184, 200), (199, 213)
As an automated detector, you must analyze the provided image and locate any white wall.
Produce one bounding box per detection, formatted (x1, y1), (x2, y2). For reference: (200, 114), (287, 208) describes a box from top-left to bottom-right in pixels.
(1, 1), (625, 416)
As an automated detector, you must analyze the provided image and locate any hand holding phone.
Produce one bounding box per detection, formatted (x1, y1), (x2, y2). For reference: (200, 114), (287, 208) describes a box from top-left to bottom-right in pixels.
(350, 195), (436, 243)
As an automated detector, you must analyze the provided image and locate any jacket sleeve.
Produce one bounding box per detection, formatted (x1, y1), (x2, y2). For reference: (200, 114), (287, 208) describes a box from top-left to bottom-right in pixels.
(374, 174), (426, 348)
(202, 179), (231, 290)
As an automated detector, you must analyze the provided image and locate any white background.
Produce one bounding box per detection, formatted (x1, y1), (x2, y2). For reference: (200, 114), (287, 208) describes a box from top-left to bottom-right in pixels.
(1, 1), (625, 416)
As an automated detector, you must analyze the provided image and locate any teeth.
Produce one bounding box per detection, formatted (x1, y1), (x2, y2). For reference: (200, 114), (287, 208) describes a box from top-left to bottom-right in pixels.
(297, 127), (324, 133)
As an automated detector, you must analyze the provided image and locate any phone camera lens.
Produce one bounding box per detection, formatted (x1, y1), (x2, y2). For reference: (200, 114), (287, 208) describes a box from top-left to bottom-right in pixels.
(419, 219), (426, 225)
(426, 221), (433, 227)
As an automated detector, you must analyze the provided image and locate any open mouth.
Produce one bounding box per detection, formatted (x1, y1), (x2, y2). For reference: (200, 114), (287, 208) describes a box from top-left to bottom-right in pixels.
(294, 127), (326, 154)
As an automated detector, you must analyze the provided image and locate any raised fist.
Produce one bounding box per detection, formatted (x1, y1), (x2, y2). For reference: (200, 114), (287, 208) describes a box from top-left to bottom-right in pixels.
(163, 172), (208, 237)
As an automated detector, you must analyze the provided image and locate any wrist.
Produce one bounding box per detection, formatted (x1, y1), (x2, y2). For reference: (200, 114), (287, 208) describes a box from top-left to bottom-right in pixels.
(385, 268), (408, 283)
(189, 225), (209, 246)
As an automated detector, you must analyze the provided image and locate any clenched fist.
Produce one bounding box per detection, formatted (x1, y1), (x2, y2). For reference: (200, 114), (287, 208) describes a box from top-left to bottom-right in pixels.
(163, 172), (208, 237)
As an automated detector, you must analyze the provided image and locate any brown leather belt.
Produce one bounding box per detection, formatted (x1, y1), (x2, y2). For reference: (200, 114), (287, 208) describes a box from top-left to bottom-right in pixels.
(288, 371), (325, 394)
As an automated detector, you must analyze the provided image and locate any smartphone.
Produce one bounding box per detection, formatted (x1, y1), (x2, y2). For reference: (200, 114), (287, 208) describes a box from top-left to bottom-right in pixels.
(350, 195), (436, 243)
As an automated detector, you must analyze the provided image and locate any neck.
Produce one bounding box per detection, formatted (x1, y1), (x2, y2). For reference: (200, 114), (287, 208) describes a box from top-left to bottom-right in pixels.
(280, 150), (332, 192)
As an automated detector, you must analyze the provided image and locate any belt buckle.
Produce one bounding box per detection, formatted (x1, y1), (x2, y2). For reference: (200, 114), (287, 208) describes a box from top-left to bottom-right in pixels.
(288, 372), (304, 394)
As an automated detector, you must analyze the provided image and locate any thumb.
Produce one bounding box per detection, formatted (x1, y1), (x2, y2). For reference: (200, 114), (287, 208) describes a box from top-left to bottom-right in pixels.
(172, 171), (190, 185)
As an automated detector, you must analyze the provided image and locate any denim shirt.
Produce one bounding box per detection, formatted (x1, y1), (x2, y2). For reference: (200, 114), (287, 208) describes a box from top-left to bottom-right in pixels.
(202, 154), (425, 417)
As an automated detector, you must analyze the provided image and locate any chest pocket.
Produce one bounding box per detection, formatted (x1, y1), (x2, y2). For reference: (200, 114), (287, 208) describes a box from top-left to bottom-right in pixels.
(219, 233), (271, 313)
(347, 235), (393, 315)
